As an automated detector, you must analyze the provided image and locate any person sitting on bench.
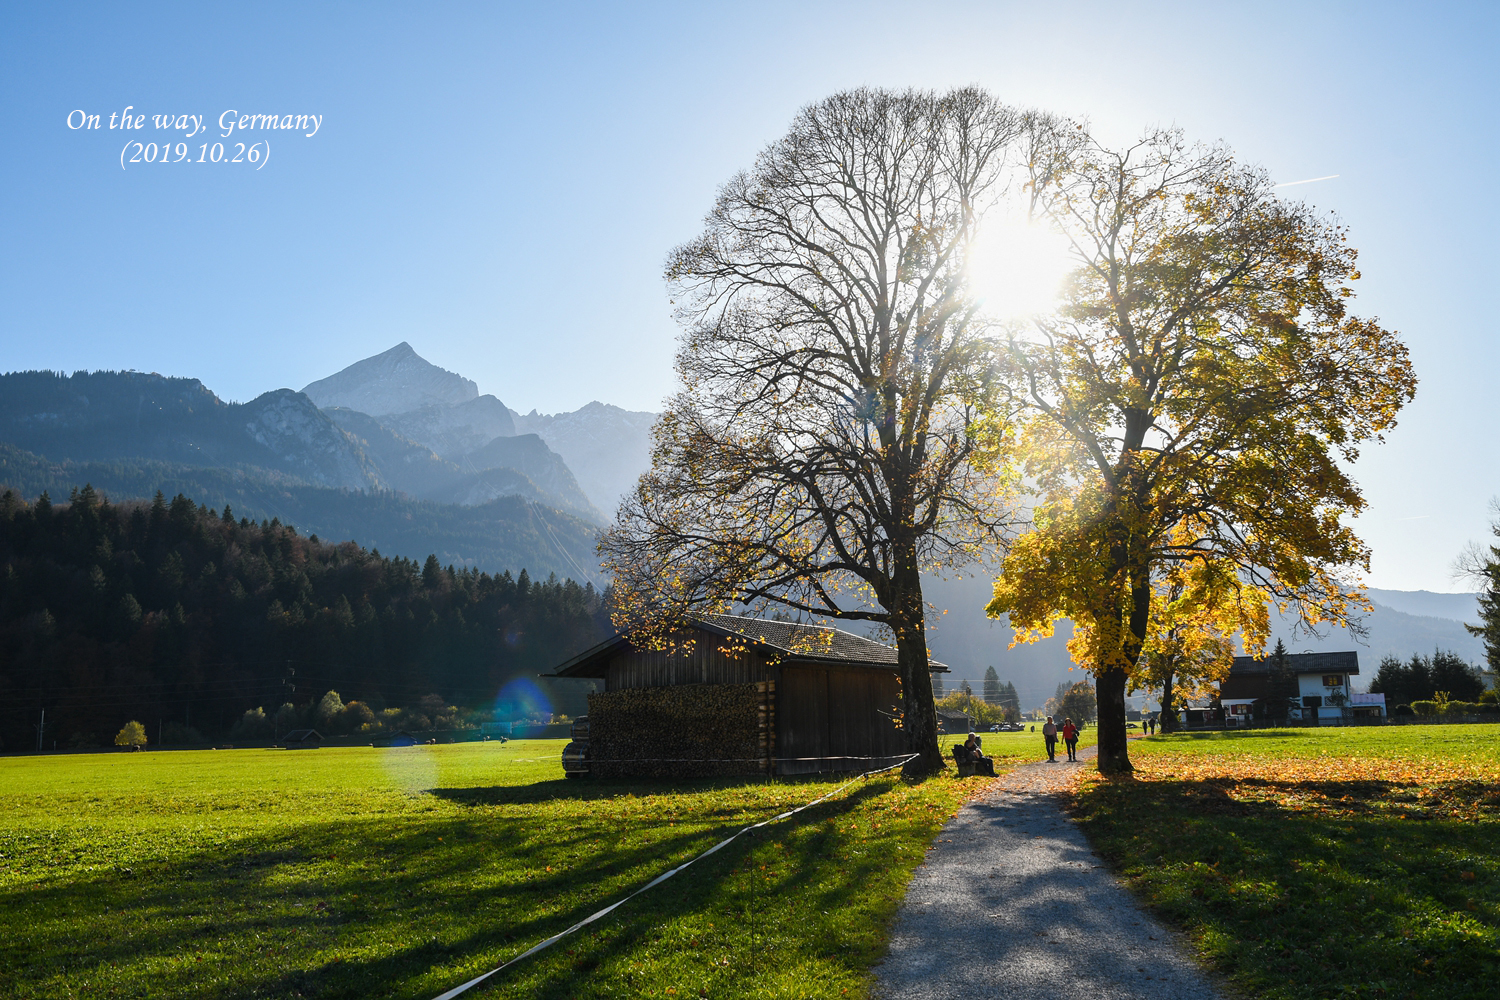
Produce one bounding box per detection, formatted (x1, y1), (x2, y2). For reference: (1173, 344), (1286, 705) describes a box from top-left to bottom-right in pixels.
(961, 733), (996, 776)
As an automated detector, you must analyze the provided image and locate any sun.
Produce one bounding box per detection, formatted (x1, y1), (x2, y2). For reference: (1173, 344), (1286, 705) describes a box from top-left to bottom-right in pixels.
(964, 214), (1076, 322)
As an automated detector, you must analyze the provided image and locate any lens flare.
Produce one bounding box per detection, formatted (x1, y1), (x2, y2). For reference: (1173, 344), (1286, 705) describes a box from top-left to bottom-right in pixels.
(379, 745), (437, 794)
(492, 676), (553, 723)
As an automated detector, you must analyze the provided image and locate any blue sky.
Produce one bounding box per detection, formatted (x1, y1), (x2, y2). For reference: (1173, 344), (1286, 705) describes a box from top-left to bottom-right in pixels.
(1, 1), (1496, 591)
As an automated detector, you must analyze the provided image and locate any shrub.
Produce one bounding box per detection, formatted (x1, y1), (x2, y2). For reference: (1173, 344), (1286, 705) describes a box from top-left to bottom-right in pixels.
(230, 707), (273, 740)
(315, 690), (345, 727)
(1410, 700), (1438, 716)
(274, 702), (302, 733)
(114, 720), (148, 747)
(336, 701), (375, 734)
(66, 731), (98, 749)
(1480, 688), (1500, 705)
(1393, 703), (1415, 716)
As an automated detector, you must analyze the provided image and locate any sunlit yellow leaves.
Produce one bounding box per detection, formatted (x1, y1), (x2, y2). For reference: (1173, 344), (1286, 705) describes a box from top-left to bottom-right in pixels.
(982, 127), (1416, 700)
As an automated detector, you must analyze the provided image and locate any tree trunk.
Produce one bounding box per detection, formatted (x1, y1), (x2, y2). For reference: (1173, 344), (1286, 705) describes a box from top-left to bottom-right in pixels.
(898, 632), (944, 776)
(1158, 671), (1178, 733)
(1094, 665), (1133, 773)
(890, 558), (944, 777)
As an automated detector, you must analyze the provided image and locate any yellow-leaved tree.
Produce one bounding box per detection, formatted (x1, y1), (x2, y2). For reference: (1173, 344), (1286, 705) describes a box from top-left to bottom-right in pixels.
(987, 128), (1416, 773)
(114, 720), (147, 748)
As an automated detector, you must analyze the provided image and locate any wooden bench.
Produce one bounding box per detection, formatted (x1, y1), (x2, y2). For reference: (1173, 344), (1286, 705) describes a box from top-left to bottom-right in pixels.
(951, 743), (976, 777)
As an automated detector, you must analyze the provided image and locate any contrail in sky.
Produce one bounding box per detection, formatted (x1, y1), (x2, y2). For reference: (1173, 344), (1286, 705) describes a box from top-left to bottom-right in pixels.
(1274, 174), (1340, 188)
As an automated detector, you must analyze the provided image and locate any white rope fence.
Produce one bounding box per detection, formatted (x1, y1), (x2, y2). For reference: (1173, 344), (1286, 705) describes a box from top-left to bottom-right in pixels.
(428, 752), (921, 1000)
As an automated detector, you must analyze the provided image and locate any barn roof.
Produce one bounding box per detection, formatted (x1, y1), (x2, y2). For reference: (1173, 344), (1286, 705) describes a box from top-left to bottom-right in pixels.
(548, 613), (948, 679)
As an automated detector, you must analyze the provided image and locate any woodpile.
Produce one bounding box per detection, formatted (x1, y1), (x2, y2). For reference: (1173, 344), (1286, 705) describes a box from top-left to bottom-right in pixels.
(587, 681), (774, 778)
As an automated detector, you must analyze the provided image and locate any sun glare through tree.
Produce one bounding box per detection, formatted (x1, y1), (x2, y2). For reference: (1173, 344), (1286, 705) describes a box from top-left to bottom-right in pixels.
(964, 213), (1075, 322)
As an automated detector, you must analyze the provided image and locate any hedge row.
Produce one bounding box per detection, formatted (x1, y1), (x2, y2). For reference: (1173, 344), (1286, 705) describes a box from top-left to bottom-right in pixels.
(1409, 700), (1500, 716)
(586, 682), (769, 778)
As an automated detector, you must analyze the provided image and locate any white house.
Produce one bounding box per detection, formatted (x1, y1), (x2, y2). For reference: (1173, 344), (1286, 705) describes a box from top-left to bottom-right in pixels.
(1218, 651), (1378, 724)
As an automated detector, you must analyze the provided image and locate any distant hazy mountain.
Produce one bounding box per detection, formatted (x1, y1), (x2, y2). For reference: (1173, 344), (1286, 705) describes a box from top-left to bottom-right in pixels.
(322, 409), (601, 521)
(302, 343), (518, 461)
(1365, 588), (1480, 624)
(513, 401), (656, 516)
(382, 394), (516, 458)
(299, 343), (655, 519)
(457, 434), (598, 515)
(1265, 600), (1485, 672)
(301, 341), (478, 415)
(0, 370), (383, 491)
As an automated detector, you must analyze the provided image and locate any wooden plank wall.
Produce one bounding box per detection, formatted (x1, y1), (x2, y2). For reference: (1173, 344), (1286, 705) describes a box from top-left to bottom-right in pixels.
(606, 629), (775, 690)
(777, 665), (903, 774)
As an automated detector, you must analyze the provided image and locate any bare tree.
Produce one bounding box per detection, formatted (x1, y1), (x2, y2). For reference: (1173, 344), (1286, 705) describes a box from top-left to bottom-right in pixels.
(601, 87), (1040, 774)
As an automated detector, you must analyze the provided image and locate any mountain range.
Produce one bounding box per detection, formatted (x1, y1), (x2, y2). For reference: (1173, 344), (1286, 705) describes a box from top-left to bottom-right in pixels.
(299, 342), (655, 517)
(0, 344), (658, 583)
(0, 344), (1485, 711)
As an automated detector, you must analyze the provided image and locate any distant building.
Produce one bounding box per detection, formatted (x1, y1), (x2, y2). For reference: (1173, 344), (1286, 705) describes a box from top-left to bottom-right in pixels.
(548, 612), (949, 776)
(373, 730), (417, 748)
(936, 710), (973, 735)
(1218, 651), (1369, 724)
(280, 729), (323, 749)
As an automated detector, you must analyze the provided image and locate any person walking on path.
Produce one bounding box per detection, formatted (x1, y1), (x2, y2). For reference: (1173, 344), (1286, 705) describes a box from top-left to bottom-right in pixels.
(1042, 716), (1058, 762)
(1062, 718), (1079, 761)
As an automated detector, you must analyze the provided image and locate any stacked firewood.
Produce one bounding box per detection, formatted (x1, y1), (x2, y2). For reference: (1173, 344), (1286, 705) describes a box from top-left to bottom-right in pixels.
(588, 681), (773, 778)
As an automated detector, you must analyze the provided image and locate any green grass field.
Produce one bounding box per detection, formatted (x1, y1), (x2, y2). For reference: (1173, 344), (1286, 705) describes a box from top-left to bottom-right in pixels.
(0, 731), (1064, 999)
(1072, 726), (1500, 1000)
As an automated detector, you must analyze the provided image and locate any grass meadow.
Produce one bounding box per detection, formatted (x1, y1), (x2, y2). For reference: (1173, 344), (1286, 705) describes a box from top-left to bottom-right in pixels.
(0, 729), (1065, 999)
(1072, 725), (1500, 1000)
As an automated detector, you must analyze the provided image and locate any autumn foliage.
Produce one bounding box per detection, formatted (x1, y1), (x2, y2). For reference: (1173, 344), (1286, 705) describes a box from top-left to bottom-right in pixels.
(987, 128), (1417, 772)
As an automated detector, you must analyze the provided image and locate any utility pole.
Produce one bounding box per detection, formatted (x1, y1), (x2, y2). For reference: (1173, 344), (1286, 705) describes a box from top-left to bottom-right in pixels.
(36, 708), (45, 752)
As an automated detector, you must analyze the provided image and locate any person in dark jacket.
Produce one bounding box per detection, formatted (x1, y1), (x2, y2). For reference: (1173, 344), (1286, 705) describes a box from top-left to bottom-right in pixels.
(1042, 716), (1058, 762)
(963, 733), (996, 776)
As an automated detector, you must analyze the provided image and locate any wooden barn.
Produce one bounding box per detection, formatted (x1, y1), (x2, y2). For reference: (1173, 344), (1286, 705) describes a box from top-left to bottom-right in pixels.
(280, 729), (323, 750)
(547, 613), (948, 777)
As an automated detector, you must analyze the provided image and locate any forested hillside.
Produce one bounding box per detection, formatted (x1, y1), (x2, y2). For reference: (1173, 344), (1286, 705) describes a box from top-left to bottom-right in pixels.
(0, 486), (612, 751)
(0, 443), (604, 584)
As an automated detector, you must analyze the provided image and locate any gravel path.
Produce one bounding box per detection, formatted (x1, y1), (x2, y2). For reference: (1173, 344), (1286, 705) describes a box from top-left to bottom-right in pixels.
(874, 745), (1223, 999)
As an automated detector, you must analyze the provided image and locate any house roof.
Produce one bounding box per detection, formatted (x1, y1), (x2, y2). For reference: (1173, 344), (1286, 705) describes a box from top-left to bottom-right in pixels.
(1229, 651), (1360, 676)
(548, 613), (948, 679)
(282, 729), (322, 741)
(1219, 651), (1359, 701)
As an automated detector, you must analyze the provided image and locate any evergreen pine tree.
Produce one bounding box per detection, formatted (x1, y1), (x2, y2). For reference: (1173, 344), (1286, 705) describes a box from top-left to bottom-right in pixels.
(983, 665), (1002, 704)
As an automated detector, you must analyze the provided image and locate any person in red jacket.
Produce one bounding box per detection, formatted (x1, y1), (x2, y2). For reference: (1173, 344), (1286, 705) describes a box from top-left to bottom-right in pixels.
(1062, 718), (1079, 761)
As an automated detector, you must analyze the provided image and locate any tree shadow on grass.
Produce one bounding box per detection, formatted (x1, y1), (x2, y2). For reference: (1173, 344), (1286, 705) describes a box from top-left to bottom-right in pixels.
(1, 780), (902, 1000)
(431, 770), (888, 808)
(1072, 774), (1500, 999)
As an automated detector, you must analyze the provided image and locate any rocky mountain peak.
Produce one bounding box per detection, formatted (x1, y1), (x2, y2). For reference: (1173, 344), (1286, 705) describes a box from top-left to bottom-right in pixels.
(301, 343), (478, 416)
